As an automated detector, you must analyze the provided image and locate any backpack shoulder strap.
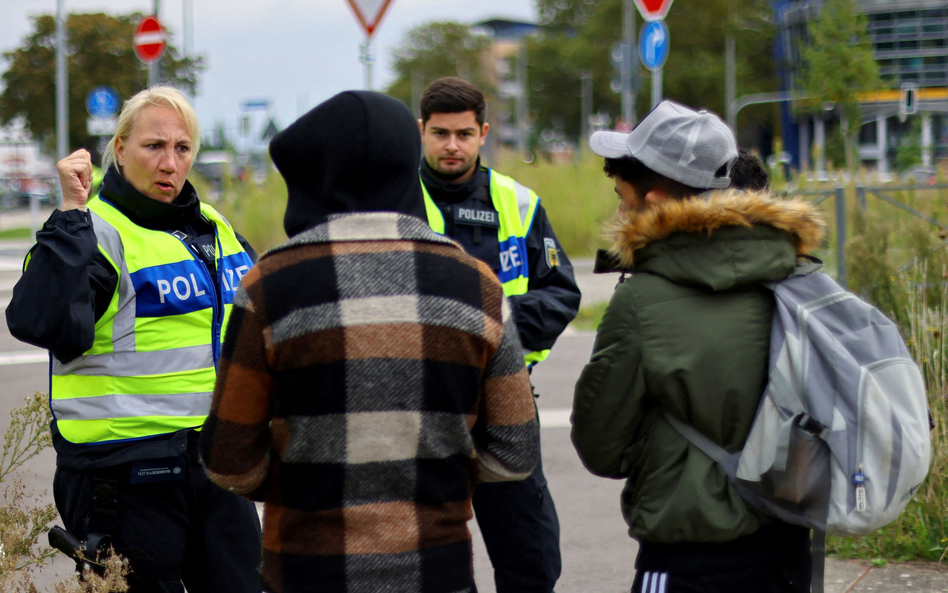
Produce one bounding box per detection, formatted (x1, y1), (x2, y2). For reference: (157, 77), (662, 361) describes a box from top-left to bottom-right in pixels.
(763, 255), (824, 291)
(789, 255), (824, 277)
(663, 411), (733, 468)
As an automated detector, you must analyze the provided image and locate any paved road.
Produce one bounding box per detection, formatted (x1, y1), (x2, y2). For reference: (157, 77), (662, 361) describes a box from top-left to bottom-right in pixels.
(2, 239), (946, 592)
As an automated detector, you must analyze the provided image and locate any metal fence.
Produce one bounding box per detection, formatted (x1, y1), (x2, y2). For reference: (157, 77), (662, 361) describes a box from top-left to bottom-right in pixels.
(786, 184), (948, 289)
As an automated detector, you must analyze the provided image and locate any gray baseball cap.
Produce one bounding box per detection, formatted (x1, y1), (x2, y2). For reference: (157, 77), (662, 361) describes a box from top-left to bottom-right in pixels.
(590, 101), (738, 189)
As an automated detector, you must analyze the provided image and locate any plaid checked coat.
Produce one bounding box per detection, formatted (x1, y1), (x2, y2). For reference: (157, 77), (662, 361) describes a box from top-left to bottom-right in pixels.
(200, 212), (539, 593)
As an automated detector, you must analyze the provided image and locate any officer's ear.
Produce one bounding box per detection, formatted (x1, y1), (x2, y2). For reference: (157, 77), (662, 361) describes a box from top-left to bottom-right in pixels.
(479, 122), (489, 147)
(417, 119), (425, 138)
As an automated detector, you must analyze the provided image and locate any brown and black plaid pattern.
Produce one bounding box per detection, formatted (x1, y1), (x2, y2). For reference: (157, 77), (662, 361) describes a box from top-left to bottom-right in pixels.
(200, 212), (539, 593)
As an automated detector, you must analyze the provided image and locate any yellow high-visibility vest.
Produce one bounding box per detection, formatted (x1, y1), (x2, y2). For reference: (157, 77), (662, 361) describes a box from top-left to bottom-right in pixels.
(423, 169), (549, 365)
(50, 195), (253, 444)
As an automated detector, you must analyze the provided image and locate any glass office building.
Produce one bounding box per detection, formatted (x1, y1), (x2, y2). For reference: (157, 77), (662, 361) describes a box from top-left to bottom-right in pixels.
(776, 0), (948, 174)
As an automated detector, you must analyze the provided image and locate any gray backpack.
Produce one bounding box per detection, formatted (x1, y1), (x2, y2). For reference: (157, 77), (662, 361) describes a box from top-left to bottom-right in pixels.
(666, 260), (931, 593)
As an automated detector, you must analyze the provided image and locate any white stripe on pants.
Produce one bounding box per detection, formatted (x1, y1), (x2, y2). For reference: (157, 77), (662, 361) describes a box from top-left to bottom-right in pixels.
(640, 571), (668, 593)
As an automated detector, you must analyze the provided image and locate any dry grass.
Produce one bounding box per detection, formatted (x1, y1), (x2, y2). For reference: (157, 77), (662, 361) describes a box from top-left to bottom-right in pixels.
(828, 262), (948, 562)
(0, 393), (129, 591)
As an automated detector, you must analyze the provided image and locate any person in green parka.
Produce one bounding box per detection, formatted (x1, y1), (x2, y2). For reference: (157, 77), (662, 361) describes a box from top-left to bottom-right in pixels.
(572, 101), (826, 593)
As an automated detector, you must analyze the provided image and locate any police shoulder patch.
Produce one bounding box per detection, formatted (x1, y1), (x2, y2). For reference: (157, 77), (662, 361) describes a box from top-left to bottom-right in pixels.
(544, 237), (559, 267)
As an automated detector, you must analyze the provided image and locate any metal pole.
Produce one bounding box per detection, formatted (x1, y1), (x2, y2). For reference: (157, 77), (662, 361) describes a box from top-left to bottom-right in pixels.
(183, 0), (193, 97)
(581, 71), (592, 148)
(361, 38), (374, 91)
(411, 70), (423, 118)
(517, 41), (528, 154)
(725, 36), (736, 131)
(55, 0), (68, 212)
(30, 193), (40, 237)
(835, 186), (847, 288)
(652, 68), (662, 108)
(857, 185), (866, 210)
(148, 0), (161, 86)
(622, 0), (636, 125)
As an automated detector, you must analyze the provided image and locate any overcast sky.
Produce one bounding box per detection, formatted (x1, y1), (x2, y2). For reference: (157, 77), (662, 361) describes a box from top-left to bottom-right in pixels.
(2, 0), (536, 143)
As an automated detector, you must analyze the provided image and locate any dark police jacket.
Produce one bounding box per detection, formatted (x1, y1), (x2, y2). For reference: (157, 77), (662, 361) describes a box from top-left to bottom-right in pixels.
(5, 167), (256, 470)
(420, 160), (580, 358)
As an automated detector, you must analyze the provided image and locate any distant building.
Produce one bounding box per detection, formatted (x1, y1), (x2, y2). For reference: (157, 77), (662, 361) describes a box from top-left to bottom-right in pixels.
(471, 18), (541, 154)
(776, 0), (948, 175)
(0, 123), (56, 179)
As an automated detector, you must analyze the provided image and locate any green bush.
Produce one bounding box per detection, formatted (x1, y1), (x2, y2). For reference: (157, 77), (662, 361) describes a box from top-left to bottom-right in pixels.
(489, 150), (617, 257)
(190, 171), (289, 254)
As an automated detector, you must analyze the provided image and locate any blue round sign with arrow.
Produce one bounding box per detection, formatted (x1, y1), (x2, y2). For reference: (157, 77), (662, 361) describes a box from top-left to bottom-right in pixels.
(86, 86), (120, 119)
(639, 20), (670, 72)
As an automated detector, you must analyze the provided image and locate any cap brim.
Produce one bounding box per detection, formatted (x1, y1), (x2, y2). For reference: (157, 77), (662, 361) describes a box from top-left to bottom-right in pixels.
(589, 131), (632, 158)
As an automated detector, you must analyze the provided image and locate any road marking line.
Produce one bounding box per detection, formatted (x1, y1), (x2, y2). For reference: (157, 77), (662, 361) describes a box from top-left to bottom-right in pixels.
(0, 351), (47, 366)
(539, 407), (571, 429)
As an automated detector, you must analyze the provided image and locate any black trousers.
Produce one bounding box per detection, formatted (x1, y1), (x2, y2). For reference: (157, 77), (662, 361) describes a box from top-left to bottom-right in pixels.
(632, 522), (812, 593)
(53, 453), (262, 592)
(472, 453), (562, 593)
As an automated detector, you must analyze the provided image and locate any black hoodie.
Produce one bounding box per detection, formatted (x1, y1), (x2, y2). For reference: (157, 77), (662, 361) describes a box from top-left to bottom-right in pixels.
(270, 91), (426, 238)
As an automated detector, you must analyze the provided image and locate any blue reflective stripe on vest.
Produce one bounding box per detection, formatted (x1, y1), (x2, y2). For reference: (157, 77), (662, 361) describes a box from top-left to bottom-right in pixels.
(497, 235), (529, 285)
(132, 260), (217, 317)
(219, 252), (254, 304)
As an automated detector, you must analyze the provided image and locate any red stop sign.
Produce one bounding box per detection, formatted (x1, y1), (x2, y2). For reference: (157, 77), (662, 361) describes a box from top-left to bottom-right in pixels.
(633, 0), (675, 21)
(134, 16), (167, 63)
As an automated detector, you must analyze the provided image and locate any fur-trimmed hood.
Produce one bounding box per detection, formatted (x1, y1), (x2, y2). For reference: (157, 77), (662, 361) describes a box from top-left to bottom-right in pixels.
(610, 190), (825, 268)
(603, 190), (826, 291)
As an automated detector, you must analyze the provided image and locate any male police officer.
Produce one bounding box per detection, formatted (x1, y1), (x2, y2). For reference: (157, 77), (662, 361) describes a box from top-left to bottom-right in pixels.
(418, 77), (581, 593)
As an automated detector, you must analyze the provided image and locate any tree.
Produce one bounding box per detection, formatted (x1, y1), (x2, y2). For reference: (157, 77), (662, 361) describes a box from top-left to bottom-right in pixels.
(528, 0), (622, 146)
(529, 0), (777, 148)
(0, 13), (203, 160)
(385, 22), (493, 111)
(799, 0), (881, 176)
(895, 116), (923, 173)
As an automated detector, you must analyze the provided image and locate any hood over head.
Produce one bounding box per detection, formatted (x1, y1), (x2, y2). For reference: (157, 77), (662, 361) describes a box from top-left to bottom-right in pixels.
(270, 91), (426, 237)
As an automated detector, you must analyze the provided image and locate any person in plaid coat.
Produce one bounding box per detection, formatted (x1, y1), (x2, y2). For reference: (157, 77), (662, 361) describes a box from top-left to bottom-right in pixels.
(199, 90), (540, 593)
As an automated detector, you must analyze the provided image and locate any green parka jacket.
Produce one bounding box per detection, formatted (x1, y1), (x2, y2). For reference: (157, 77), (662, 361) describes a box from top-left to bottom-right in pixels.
(572, 190), (825, 544)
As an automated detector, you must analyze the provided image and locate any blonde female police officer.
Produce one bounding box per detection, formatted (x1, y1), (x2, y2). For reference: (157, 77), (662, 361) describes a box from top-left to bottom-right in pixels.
(6, 86), (261, 593)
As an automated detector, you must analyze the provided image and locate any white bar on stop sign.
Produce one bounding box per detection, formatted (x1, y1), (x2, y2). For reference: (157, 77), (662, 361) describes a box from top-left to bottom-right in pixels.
(135, 32), (164, 45)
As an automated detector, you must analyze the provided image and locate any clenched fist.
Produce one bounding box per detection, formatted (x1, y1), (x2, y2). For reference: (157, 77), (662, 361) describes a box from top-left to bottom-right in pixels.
(57, 149), (93, 211)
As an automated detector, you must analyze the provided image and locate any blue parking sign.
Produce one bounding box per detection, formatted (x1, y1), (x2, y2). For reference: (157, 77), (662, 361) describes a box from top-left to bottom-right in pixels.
(639, 20), (670, 72)
(86, 86), (120, 119)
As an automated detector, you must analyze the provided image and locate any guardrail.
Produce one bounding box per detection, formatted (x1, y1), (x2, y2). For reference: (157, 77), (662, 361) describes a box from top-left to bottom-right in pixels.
(785, 184), (948, 289)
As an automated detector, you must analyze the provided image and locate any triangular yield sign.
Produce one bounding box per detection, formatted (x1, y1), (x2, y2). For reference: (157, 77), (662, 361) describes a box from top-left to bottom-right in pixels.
(344, 0), (395, 37)
(261, 119), (280, 142)
(633, 0), (674, 21)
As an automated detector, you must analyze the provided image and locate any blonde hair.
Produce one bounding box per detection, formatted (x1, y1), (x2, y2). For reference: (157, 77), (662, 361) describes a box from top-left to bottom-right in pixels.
(102, 85), (201, 173)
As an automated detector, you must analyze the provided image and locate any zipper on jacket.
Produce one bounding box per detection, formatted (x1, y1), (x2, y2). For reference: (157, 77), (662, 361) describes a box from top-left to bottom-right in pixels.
(211, 229), (224, 367)
(170, 231), (221, 368)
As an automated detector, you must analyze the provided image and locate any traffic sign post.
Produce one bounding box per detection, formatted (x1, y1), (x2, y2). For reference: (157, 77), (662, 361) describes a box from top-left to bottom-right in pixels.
(633, 0), (675, 21)
(639, 20), (669, 108)
(344, 0), (397, 90)
(86, 86), (120, 119)
(639, 20), (669, 71)
(86, 86), (120, 164)
(134, 16), (167, 87)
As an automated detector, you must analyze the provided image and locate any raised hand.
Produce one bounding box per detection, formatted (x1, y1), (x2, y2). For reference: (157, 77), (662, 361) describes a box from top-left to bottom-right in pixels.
(57, 149), (93, 211)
